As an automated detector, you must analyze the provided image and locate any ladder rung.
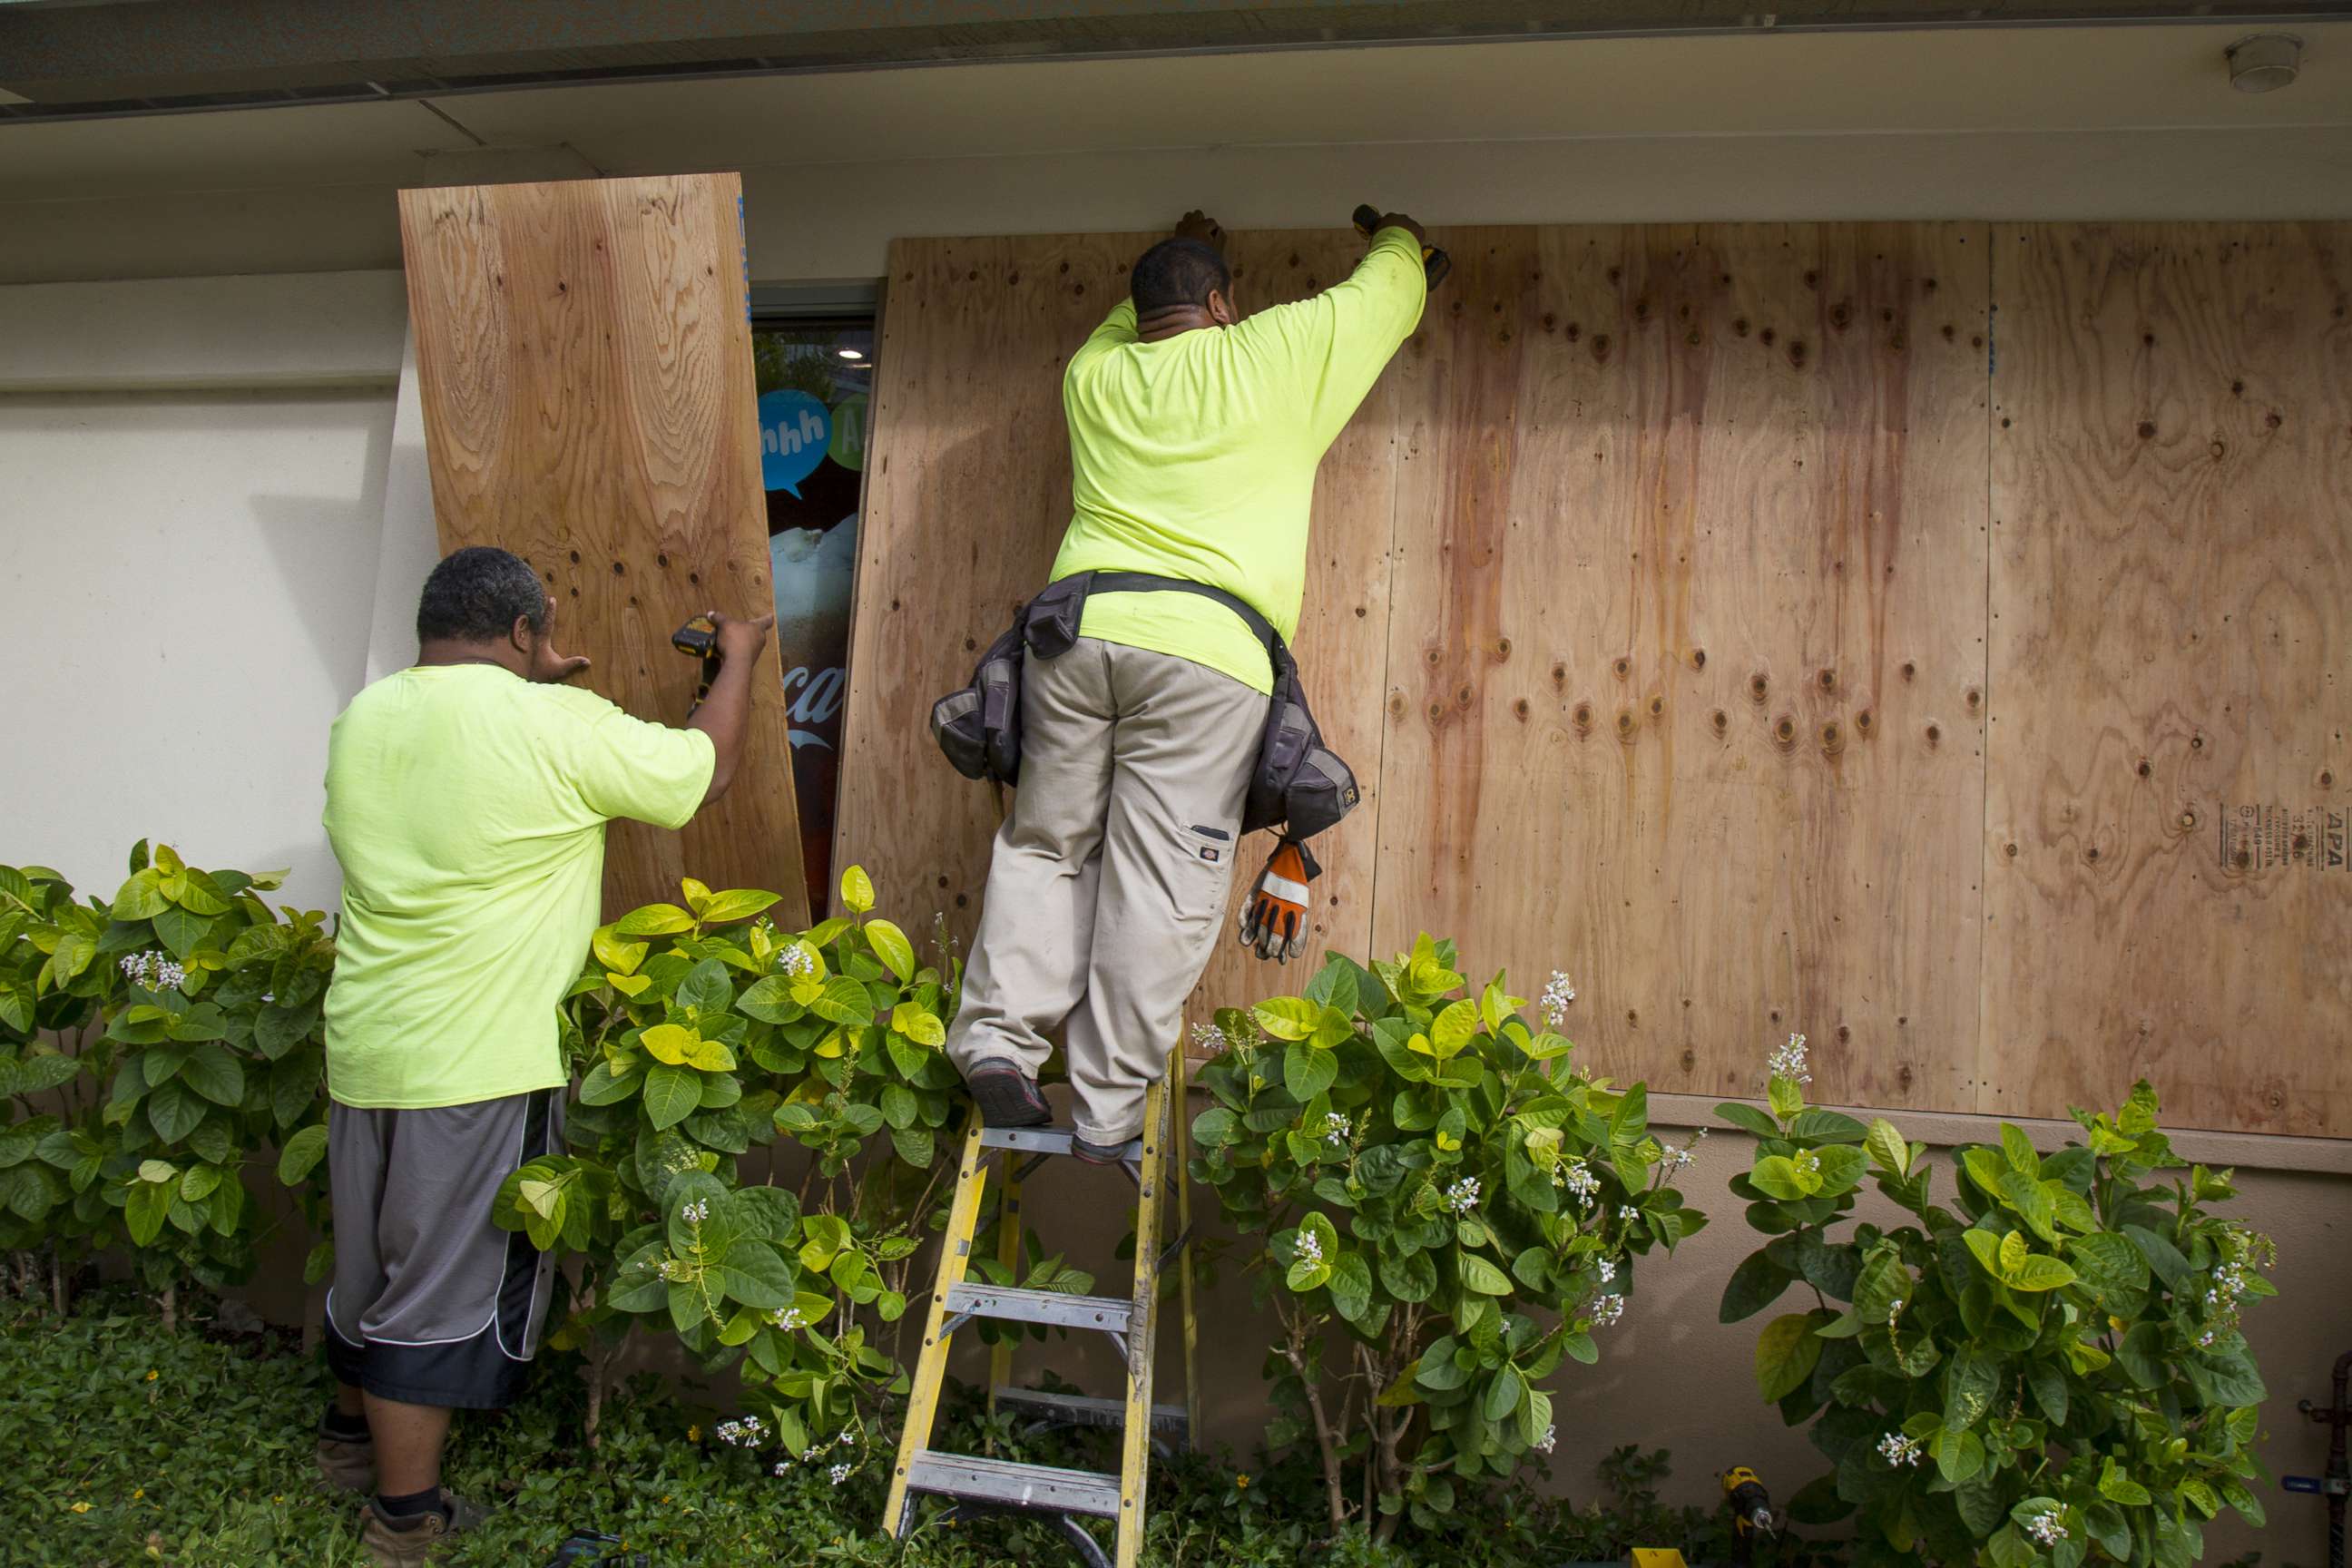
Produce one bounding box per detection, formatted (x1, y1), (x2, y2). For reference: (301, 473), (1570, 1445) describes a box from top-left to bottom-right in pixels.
(994, 1386), (1189, 1435)
(944, 1283), (1132, 1334)
(980, 1125), (1142, 1161)
(906, 1451), (1123, 1518)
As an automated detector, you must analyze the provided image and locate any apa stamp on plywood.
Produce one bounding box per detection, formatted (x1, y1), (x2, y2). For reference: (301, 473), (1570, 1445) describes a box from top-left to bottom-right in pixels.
(2217, 804), (2348, 873)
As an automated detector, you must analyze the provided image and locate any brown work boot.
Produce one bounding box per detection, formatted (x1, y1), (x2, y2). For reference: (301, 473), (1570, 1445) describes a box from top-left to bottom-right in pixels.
(316, 1430), (375, 1494)
(358, 1492), (484, 1565)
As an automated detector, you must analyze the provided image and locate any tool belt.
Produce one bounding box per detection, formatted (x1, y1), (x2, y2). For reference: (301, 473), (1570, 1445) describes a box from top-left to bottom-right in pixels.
(930, 570), (1360, 843)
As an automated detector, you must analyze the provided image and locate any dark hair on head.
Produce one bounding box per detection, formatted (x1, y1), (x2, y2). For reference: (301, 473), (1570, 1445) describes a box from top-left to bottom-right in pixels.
(416, 545), (547, 644)
(1131, 238), (1230, 315)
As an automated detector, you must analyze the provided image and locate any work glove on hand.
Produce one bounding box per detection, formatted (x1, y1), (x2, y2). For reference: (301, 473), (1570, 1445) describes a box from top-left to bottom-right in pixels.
(1238, 837), (1319, 965)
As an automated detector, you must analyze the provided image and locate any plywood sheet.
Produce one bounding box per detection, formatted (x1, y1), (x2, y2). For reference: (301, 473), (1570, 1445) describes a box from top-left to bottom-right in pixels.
(838, 230), (1400, 1024)
(1984, 224), (2352, 1136)
(397, 174), (808, 923)
(1369, 224), (1993, 1112)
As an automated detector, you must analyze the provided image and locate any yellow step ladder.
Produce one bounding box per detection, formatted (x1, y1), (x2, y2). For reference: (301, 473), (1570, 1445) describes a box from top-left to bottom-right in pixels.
(882, 1049), (1200, 1568)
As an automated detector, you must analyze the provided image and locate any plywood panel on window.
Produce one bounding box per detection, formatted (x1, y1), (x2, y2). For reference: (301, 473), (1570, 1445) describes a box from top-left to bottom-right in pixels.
(397, 173), (808, 924)
(1369, 223), (1992, 1111)
(1983, 224), (2352, 1136)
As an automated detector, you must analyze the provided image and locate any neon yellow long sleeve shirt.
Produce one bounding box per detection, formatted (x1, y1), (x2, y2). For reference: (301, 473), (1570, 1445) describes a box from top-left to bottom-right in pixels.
(1046, 227), (1426, 693)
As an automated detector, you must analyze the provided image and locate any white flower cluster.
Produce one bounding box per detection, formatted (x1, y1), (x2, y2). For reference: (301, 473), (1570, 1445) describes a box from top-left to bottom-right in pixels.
(769, 1305), (809, 1331)
(1768, 1032), (1811, 1085)
(1191, 1021), (1231, 1056)
(773, 1460), (793, 1476)
(119, 951), (186, 991)
(1541, 971), (1576, 1028)
(828, 1463), (853, 1485)
(1323, 1112), (1351, 1147)
(715, 1415), (765, 1446)
(1877, 1432), (1925, 1468)
(1553, 1159), (1602, 1202)
(1619, 1205), (1639, 1221)
(1595, 1256), (1618, 1284)
(1886, 1297), (1906, 1327)
(1792, 1149), (1822, 1177)
(777, 944), (818, 979)
(1294, 1229), (1325, 1267)
(1589, 1294), (1625, 1329)
(1444, 1177), (1481, 1215)
(1535, 1423), (1558, 1455)
(2025, 1511), (2069, 1546)
(657, 1258), (690, 1282)
(680, 1199), (710, 1225)
(1658, 1140), (1697, 1171)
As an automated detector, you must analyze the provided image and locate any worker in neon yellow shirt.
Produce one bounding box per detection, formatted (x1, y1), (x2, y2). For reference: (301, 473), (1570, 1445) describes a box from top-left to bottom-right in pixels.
(950, 208), (1427, 1159)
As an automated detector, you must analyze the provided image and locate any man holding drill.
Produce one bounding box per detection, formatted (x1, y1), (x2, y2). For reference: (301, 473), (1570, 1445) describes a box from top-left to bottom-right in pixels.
(949, 208), (1429, 1158)
(314, 545), (771, 1563)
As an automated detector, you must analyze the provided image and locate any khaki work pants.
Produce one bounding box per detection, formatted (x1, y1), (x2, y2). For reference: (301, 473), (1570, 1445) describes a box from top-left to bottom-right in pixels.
(947, 637), (1269, 1143)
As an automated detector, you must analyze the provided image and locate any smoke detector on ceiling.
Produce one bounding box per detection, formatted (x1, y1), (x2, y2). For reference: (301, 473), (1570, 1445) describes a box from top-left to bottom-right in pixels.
(2226, 34), (2303, 93)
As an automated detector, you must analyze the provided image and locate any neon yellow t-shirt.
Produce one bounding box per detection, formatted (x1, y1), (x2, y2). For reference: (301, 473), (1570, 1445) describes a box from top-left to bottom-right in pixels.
(1048, 227), (1427, 693)
(320, 664), (715, 1110)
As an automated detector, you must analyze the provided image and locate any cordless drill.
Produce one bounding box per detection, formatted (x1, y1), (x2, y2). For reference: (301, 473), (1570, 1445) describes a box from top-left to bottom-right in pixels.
(671, 616), (720, 718)
(1722, 1466), (1776, 1566)
(1352, 204), (1452, 289)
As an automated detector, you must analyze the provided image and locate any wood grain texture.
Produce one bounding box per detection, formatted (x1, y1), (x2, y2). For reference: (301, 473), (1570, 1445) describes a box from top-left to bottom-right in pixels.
(838, 230), (1400, 1026)
(1369, 224), (1992, 1112)
(1984, 224), (2352, 1136)
(397, 174), (808, 924)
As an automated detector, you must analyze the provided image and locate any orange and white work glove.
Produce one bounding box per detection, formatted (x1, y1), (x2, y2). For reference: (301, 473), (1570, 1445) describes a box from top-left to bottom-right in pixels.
(1238, 838), (1320, 965)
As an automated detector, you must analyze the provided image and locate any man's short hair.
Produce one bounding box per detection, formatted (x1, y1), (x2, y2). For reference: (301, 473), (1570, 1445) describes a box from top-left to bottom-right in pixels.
(1131, 238), (1230, 315)
(416, 546), (547, 644)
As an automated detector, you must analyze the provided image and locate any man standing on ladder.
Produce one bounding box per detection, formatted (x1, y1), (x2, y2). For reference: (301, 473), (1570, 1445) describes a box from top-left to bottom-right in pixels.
(949, 207), (1428, 1159)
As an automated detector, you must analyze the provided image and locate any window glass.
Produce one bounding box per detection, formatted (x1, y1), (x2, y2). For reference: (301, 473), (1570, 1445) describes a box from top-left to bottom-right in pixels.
(751, 320), (872, 917)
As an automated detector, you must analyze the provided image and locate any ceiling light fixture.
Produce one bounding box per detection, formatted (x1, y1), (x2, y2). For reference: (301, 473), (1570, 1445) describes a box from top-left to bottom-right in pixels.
(2227, 34), (2302, 93)
(838, 348), (865, 360)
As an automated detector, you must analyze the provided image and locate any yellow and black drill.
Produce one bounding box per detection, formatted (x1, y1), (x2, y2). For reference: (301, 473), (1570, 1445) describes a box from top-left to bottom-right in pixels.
(1352, 204), (1452, 289)
(1722, 1466), (1776, 1566)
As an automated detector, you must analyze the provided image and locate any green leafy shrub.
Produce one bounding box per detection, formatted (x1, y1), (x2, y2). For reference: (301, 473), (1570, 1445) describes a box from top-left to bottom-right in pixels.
(1188, 937), (1706, 1541)
(0, 844), (335, 1313)
(493, 866), (1074, 1461)
(1721, 1038), (2274, 1568)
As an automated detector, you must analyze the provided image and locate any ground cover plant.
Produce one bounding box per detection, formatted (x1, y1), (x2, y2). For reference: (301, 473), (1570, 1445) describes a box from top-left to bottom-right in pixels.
(1721, 1038), (2276, 1568)
(0, 1288), (1842, 1568)
(1188, 940), (1707, 1541)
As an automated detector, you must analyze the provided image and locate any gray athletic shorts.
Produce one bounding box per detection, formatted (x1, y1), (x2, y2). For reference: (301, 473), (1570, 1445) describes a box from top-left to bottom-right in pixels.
(324, 1088), (564, 1410)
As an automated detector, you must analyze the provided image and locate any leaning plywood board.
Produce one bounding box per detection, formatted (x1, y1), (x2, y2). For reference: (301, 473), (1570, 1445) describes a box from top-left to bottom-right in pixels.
(398, 175), (808, 924)
(838, 230), (1400, 1031)
(1984, 224), (2351, 1136)
(1371, 224), (1993, 1112)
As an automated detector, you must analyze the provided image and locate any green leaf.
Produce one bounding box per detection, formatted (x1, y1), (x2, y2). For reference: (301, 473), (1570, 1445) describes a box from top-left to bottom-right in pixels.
(615, 903), (697, 936)
(276, 1123), (328, 1184)
(880, 1084), (918, 1131)
(839, 866), (876, 915)
(2116, 1322), (2166, 1388)
(1936, 1428), (1986, 1486)
(1720, 1250), (1795, 1322)
(1484, 1367), (1526, 1423)
(734, 975), (800, 1024)
(890, 1003), (945, 1048)
(2000, 1122), (2040, 1177)
(1713, 1102), (1781, 1139)
(865, 919), (916, 983)
(1252, 997), (1321, 1042)
(1381, 1248), (1438, 1304)
(698, 888), (780, 925)
(1944, 1347), (2000, 1432)
(111, 868), (169, 920)
(810, 975), (875, 1026)
(2006, 1255), (2075, 1293)
(1788, 1107), (1868, 1143)
(1458, 1252), (1512, 1297)
(180, 1044), (245, 1107)
(144, 1079), (206, 1143)
(1328, 1251), (1375, 1323)
(642, 1063), (701, 1131)
(714, 1240), (797, 1309)
(579, 1061), (640, 1106)
(2097, 1457), (2153, 1507)
(1284, 1043), (1338, 1102)
(2125, 1223), (2191, 1289)
(1756, 1312), (1827, 1402)
(1866, 1119), (1912, 1175)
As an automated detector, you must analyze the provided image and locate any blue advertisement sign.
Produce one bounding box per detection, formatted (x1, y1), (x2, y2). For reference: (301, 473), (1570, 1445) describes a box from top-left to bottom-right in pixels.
(758, 388), (831, 497)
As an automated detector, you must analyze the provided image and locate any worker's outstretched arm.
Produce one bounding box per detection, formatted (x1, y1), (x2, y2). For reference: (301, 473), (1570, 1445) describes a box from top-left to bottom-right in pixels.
(687, 611), (775, 805)
(1237, 208), (1428, 449)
